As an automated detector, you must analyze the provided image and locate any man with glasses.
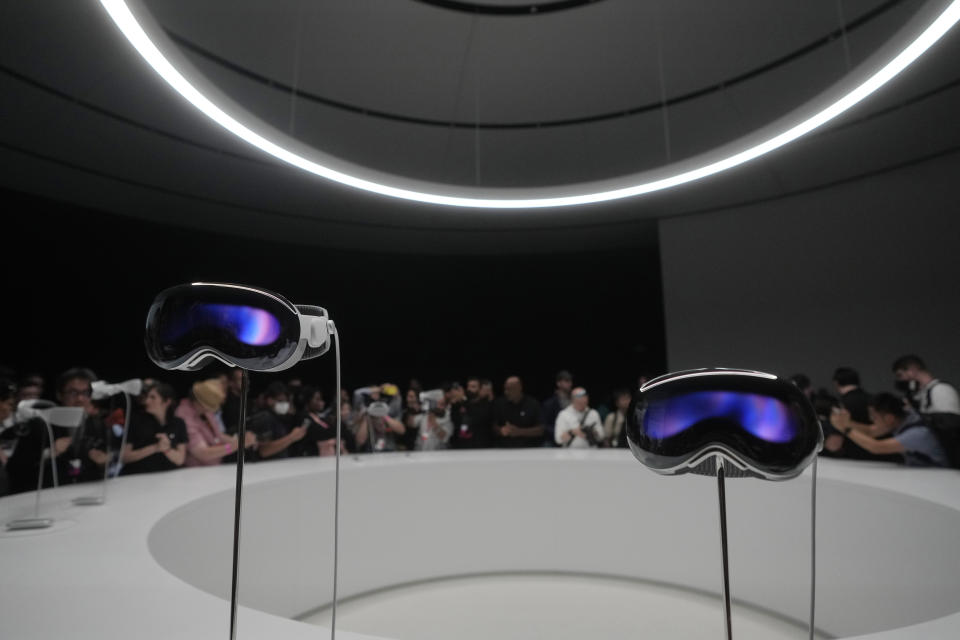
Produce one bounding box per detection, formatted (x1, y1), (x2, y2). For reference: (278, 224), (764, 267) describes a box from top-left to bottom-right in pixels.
(5, 367), (106, 493)
(58, 368), (112, 483)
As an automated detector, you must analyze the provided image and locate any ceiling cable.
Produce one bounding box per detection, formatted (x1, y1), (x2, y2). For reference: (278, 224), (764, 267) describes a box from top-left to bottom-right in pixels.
(655, 4), (673, 162)
(99, 0), (960, 208)
(474, 84), (481, 186)
(442, 15), (478, 180)
(837, 0), (854, 71)
(288, 6), (306, 135)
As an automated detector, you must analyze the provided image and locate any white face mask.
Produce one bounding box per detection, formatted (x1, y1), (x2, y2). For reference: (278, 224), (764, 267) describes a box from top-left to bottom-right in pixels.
(273, 401), (290, 415)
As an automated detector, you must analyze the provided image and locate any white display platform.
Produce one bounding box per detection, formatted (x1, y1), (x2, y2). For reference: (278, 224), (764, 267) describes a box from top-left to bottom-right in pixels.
(2, 450), (959, 639)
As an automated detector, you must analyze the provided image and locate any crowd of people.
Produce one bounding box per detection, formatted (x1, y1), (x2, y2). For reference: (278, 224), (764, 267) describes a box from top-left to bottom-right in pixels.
(0, 354), (956, 496)
(799, 355), (959, 468)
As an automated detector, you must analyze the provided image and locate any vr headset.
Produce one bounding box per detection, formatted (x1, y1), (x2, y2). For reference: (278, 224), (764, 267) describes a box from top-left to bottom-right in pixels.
(626, 368), (822, 480)
(145, 283), (330, 372)
(16, 399), (86, 429)
(366, 401), (392, 419)
(92, 379), (143, 400)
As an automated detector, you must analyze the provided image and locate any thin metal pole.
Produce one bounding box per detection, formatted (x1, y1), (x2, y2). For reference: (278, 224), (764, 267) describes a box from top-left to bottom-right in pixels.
(229, 369), (249, 640)
(809, 456), (818, 640)
(118, 391), (133, 478)
(717, 459), (733, 640)
(34, 459), (43, 517)
(100, 392), (132, 503)
(331, 322), (340, 640)
(100, 398), (114, 485)
(35, 421), (58, 517)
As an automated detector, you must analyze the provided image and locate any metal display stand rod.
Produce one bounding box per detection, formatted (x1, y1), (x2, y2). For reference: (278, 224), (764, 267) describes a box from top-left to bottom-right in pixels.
(330, 322), (341, 640)
(229, 368), (250, 640)
(716, 459), (733, 640)
(75, 392), (134, 506)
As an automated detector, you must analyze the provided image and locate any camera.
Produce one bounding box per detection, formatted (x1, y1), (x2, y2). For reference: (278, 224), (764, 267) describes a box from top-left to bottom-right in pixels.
(366, 401), (391, 419)
(419, 389), (444, 413)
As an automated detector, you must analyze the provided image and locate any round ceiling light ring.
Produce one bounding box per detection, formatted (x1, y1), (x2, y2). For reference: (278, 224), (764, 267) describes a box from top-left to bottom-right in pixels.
(100, 0), (960, 210)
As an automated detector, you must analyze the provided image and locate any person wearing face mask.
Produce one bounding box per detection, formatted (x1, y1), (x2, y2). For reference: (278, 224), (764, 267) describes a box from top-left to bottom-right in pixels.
(892, 355), (960, 415)
(247, 381), (307, 460)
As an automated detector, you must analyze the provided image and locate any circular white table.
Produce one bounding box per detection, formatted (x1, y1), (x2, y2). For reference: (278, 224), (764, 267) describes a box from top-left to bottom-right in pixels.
(2, 450), (959, 639)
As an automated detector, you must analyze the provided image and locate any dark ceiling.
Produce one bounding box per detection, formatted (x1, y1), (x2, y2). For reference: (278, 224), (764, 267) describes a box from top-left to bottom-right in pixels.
(1, 0), (958, 254)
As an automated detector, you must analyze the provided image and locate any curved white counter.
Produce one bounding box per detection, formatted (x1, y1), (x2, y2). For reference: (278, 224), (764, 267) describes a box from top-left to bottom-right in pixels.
(2, 450), (960, 639)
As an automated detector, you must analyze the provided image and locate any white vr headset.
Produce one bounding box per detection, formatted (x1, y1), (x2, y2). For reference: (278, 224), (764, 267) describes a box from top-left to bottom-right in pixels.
(16, 399), (86, 429)
(92, 379), (143, 400)
(145, 283), (330, 372)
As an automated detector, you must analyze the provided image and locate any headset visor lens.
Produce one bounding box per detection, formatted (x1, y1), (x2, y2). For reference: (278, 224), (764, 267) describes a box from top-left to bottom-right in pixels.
(145, 284), (301, 371)
(627, 372), (821, 477)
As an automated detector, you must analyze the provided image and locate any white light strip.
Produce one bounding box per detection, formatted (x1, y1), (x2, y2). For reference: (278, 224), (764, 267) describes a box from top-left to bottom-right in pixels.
(100, 0), (960, 209)
(640, 370), (778, 392)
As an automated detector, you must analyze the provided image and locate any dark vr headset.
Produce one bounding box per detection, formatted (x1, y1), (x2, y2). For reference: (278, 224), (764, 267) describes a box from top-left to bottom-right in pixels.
(145, 283), (331, 372)
(626, 368), (823, 480)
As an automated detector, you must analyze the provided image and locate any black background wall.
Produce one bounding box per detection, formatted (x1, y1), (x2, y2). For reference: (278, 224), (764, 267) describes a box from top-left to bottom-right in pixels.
(659, 151), (960, 394)
(0, 189), (665, 402)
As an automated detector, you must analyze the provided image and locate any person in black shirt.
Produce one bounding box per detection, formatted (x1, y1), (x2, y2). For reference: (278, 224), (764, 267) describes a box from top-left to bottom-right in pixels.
(540, 370), (573, 448)
(292, 387), (355, 456)
(830, 367), (900, 463)
(221, 368), (244, 435)
(398, 386), (423, 451)
(5, 368), (104, 492)
(1, 378), (18, 495)
(451, 377), (494, 448)
(479, 379), (495, 402)
(121, 383), (187, 475)
(248, 382), (306, 460)
(492, 376), (543, 448)
(834, 368), (871, 424)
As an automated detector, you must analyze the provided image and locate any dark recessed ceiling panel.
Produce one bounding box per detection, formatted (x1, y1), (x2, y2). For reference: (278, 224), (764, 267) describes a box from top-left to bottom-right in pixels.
(140, 0), (926, 186)
(0, 0), (957, 254)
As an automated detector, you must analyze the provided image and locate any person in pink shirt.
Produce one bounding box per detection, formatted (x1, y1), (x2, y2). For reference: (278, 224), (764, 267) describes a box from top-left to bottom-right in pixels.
(176, 379), (255, 466)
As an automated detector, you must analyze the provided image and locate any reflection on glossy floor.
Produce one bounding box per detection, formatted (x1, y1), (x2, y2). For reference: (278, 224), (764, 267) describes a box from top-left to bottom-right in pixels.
(302, 573), (828, 640)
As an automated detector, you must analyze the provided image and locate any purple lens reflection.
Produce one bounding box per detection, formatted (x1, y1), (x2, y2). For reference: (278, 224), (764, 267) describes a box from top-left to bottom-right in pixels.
(205, 304), (282, 345)
(163, 303), (283, 346)
(644, 391), (797, 443)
